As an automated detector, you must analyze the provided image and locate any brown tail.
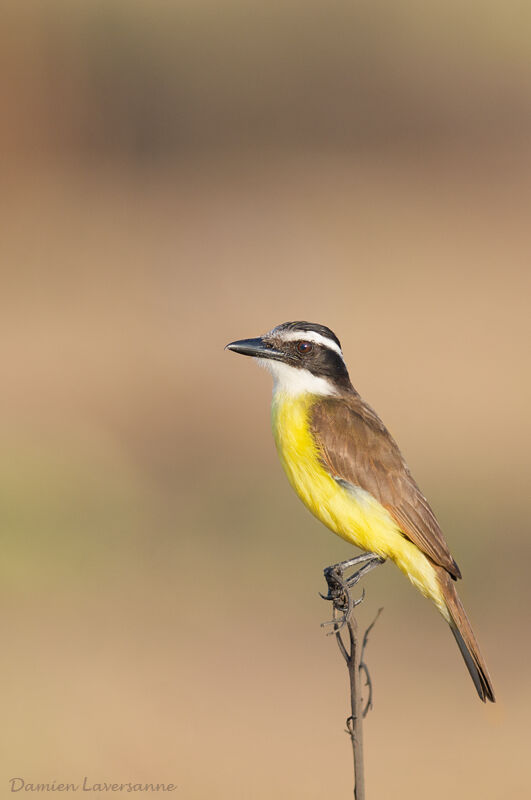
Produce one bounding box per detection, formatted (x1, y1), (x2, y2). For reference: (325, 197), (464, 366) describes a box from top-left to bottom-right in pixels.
(437, 568), (495, 703)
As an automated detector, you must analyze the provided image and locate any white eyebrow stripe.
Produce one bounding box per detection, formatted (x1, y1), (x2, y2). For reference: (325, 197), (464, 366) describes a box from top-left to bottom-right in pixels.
(278, 330), (344, 358)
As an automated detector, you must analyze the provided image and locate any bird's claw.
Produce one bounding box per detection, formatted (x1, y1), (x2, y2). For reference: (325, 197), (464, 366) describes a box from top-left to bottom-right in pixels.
(321, 554), (383, 633)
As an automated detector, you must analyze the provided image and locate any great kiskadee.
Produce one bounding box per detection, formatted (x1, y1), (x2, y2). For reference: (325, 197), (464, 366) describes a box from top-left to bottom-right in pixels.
(226, 321), (495, 702)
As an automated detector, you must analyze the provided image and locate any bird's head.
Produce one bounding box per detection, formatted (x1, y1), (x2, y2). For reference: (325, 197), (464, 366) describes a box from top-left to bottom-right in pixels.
(226, 321), (352, 396)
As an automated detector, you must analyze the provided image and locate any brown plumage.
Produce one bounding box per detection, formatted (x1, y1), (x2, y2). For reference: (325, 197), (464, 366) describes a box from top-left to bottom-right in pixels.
(310, 393), (495, 702)
(437, 567), (495, 702)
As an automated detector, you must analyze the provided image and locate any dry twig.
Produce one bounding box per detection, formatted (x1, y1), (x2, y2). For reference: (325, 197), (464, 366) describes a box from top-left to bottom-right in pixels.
(322, 559), (384, 800)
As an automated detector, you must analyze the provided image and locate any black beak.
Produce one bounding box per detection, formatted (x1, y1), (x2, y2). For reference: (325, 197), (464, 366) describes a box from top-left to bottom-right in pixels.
(225, 337), (284, 360)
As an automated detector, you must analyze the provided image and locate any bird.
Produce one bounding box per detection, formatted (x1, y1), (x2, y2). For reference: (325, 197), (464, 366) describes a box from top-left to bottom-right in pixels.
(226, 320), (494, 702)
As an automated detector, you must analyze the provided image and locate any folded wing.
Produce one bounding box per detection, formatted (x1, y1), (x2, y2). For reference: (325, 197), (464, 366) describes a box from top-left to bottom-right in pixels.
(310, 395), (461, 579)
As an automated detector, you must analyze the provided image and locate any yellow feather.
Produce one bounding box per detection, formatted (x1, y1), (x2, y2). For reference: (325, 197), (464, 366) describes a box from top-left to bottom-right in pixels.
(272, 392), (449, 620)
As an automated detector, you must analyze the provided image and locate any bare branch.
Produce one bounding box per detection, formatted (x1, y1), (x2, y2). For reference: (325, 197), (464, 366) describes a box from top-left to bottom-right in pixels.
(359, 661), (373, 718)
(361, 607), (384, 661)
(321, 556), (384, 800)
(335, 628), (350, 663)
(360, 608), (383, 717)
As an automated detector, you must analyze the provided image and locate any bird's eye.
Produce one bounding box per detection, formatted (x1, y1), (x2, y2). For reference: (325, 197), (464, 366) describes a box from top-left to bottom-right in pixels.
(297, 341), (313, 355)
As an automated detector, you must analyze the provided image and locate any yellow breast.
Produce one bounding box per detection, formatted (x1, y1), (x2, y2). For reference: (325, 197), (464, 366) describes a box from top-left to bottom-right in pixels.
(271, 392), (447, 615)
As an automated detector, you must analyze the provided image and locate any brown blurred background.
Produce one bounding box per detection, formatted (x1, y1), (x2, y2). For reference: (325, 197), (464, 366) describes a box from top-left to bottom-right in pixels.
(1, 1), (530, 797)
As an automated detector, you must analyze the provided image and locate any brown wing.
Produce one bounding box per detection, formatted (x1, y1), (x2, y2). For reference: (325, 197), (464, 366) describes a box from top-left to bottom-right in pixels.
(310, 395), (461, 579)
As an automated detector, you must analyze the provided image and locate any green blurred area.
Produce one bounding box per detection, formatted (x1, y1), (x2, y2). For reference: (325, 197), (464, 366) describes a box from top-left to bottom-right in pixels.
(1, 2), (530, 798)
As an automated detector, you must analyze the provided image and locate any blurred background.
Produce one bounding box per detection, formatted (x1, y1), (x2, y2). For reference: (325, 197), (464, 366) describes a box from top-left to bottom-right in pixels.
(1, 1), (530, 797)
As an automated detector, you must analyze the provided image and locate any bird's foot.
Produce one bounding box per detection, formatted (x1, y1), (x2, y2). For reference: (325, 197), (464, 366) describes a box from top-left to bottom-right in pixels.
(320, 553), (384, 634)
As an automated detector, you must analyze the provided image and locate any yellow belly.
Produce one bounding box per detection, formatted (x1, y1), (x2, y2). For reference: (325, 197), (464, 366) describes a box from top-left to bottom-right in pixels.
(272, 392), (447, 616)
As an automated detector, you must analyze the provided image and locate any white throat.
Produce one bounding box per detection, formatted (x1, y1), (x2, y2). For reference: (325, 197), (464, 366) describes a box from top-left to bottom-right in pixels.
(258, 359), (337, 397)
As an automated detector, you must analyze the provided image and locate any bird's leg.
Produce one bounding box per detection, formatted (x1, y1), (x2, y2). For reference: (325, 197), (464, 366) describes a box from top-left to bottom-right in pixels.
(321, 552), (384, 599)
(343, 554), (385, 589)
(320, 553), (384, 632)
